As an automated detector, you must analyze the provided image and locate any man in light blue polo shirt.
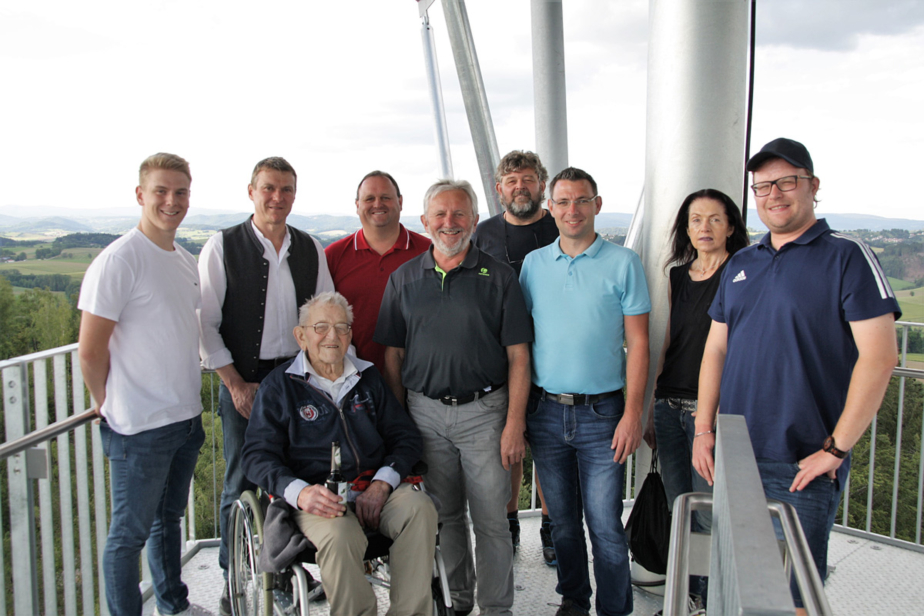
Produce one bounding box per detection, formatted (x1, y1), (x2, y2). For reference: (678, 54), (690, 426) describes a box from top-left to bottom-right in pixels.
(519, 167), (651, 616)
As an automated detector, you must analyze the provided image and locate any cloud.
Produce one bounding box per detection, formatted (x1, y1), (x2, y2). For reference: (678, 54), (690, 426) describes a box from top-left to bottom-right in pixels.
(757, 0), (924, 51)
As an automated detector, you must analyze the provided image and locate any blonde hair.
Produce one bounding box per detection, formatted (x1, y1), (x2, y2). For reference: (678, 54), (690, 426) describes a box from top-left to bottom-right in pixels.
(139, 153), (191, 186)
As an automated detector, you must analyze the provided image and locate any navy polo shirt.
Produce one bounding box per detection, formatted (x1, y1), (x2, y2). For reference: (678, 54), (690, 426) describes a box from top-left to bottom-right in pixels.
(374, 242), (533, 399)
(709, 219), (901, 485)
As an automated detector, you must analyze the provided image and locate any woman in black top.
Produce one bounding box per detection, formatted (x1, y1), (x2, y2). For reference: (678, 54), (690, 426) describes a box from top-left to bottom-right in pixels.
(644, 188), (748, 599)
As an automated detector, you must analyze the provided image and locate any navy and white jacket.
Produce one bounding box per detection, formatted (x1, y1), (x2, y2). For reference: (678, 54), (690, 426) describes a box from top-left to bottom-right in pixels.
(242, 352), (422, 506)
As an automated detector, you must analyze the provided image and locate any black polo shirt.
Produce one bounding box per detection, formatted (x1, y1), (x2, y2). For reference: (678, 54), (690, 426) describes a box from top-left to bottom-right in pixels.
(374, 242), (533, 399)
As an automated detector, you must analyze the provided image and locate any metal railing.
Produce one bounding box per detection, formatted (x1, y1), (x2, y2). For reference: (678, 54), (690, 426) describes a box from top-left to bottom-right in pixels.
(0, 346), (224, 616)
(1, 321), (921, 614)
(664, 416), (831, 615)
(838, 320), (924, 550)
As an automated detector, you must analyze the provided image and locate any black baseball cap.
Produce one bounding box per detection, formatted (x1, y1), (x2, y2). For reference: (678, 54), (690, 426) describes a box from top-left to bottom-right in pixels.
(746, 138), (814, 174)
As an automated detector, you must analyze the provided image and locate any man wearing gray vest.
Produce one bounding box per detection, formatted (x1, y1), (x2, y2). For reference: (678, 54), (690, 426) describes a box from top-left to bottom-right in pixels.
(198, 156), (334, 615)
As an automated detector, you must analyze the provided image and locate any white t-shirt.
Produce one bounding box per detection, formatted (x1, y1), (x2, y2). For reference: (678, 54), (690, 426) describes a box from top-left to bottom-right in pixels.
(78, 228), (203, 435)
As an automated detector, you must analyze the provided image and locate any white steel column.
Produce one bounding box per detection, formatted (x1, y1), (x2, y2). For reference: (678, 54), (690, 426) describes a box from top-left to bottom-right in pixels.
(635, 0), (751, 483)
(441, 0), (502, 216)
(531, 0), (569, 179)
(419, 2), (454, 180)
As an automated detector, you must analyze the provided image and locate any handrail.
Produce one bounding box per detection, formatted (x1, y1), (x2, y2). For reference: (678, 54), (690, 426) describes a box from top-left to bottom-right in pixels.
(0, 342), (79, 370)
(0, 408), (97, 461)
(767, 500), (832, 615)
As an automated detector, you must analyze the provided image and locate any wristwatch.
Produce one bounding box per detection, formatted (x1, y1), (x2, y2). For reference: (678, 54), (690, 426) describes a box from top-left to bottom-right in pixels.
(823, 435), (848, 459)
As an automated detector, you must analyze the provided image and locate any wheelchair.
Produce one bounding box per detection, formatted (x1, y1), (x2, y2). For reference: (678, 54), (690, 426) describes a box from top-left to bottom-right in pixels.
(228, 487), (455, 616)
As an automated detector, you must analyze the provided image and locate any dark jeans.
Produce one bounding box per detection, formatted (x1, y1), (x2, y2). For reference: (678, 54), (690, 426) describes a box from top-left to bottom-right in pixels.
(758, 459), (842, 609)
(527, 390), (632, 616)
(217, 382), (257, 576)
(101, 416), (204, 616)
(653, 398), (712, 600)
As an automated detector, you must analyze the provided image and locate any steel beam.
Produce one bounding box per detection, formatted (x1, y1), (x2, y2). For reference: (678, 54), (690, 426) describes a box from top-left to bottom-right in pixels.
(531, 0), (569, 180)
(441, 0), (501, 215)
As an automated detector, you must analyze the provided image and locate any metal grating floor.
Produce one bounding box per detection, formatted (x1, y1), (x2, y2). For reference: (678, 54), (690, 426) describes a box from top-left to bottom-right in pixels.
(143, 512), (924, 615)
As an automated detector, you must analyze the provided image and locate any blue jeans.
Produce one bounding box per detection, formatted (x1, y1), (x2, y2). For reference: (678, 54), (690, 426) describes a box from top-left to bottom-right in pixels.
(527, 390), (632, 616)
(217, 382), (257, 576)
(652, 399), (713, 530)
(101, 416), (205, 616)
(653, 398), (712, 600)
(757, 459), (841, 609)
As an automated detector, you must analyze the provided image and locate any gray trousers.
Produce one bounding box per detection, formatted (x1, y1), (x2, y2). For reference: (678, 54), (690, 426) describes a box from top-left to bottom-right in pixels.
(408, 387), (514, 615)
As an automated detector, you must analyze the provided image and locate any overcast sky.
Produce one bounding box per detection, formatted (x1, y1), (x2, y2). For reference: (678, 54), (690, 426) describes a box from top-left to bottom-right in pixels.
(2, 1), (923, 221)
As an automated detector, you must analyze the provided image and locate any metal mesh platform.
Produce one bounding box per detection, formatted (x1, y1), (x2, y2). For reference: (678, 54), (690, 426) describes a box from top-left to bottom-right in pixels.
(143, 512), (924, 615)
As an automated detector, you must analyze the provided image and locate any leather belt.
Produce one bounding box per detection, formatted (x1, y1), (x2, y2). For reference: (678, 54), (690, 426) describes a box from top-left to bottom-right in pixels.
(436, 383), (505, 406)
(665, 397), (698, 412)
(533, 385), (622, 406)
(257, 356), (295, 371)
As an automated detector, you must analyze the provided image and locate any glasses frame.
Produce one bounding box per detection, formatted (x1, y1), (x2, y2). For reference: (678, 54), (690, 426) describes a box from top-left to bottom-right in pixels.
(307, 322), (352, 336)
(551, 196), (598, 208)
(751, 175), (814, 197)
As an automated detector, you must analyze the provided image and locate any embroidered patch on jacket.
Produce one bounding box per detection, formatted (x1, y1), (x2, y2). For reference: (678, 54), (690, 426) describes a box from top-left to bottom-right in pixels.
(299, 405), (320, 421)
(732, 270), (747, 283)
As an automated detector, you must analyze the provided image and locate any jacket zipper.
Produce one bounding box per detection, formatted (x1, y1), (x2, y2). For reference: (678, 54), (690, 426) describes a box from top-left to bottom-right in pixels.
(288, 374), (364, 473)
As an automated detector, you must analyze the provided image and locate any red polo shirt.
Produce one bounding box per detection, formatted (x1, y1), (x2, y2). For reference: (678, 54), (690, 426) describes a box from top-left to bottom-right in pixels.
(325, 224), (430, 372)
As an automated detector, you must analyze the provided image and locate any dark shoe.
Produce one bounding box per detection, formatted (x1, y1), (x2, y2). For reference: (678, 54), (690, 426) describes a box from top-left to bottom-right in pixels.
(540, 522), (557, 566)
(508, 516), (520, 552)
(219, 582), (231, 616)
(555, 598), (590, 616)
(455, 607), (474, 616)
(307, 575), (326, 602)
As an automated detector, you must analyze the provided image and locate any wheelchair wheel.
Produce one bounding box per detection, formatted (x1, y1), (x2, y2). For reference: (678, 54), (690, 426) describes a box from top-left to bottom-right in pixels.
(229, 491), (272, 616)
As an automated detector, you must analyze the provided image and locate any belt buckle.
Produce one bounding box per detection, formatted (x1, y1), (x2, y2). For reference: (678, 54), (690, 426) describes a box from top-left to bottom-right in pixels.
(560, 393), (574, 405)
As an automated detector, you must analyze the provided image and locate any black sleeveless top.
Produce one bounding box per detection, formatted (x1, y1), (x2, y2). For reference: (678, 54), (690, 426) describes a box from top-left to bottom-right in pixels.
(654, 260), (727, 399)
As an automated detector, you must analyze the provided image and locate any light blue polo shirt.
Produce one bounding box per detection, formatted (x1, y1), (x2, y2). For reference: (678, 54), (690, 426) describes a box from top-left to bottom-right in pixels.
(520, 235), (651, 394)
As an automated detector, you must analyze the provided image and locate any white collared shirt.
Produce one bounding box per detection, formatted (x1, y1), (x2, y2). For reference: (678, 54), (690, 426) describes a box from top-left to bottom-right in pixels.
(197, 220), (335, 370)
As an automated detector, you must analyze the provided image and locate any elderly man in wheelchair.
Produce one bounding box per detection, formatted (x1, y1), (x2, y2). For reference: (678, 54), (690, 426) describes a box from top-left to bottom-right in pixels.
(240, 291), (439, 616)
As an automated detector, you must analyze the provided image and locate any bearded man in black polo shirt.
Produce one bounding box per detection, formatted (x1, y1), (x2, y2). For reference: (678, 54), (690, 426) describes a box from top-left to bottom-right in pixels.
(375, 179), (533, 616)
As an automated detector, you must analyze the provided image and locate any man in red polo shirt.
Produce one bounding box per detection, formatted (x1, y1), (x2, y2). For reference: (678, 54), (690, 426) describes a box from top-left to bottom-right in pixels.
(326, 171), (430, 372)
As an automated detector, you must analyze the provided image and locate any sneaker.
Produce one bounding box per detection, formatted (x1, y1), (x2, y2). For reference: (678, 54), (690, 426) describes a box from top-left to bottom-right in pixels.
(154, 604), (212, 616)
(218, 581), (231, 616)
(540, 522), (557, 566)
(555, 598), (590, 616)
(654, 593), (706, 616)
(508, 516), (520, 552)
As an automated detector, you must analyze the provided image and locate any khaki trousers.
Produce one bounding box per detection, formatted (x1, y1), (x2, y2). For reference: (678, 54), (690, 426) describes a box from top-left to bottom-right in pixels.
(293, 483), (437, 616)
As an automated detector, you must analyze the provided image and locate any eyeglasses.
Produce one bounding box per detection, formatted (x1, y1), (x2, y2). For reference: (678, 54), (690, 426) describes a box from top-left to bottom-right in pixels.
(751, 175), (813, 197)
(307, 322), (352, 336)
(503, 225), (540, 267)
(552, 196), (597, 208)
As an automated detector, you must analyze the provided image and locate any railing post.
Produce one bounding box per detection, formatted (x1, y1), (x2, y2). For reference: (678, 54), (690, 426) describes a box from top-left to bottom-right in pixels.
(3, 364), (39, 615)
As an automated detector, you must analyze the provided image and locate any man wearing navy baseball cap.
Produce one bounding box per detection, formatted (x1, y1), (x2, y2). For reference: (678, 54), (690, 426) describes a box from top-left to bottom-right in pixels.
(693, 138), (901, 612)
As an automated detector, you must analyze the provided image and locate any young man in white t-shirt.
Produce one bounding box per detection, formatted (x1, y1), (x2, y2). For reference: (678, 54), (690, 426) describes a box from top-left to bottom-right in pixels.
(78, 153), (206, 616)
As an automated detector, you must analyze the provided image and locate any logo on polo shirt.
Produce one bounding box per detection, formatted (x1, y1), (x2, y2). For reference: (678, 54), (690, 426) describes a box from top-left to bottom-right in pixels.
(478, 267), (490, 276)
(732, 270), (747, 283)
(298, 404), (320, 421)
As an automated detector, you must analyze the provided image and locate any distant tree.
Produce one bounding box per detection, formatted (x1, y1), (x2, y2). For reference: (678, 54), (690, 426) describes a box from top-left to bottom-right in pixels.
(0, 277), (16, 360)
(15, 252), (26, 261)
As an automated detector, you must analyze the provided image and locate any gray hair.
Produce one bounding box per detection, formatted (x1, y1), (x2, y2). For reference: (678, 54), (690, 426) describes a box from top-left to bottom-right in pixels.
(298, 292), (354, 326)
(422, 179), (479, 217)
(495, 150), (548, 184)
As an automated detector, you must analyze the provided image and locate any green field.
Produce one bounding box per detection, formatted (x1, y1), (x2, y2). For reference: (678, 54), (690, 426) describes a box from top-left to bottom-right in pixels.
(889, 277), (915, 291)
(0, 249), (103, 278)
(896, 286), (924, 323)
